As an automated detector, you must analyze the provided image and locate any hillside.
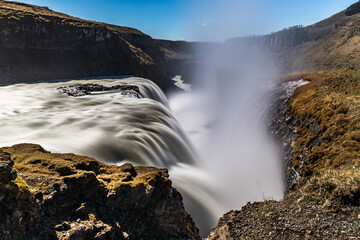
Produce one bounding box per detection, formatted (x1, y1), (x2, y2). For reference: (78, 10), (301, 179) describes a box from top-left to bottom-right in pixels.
(7, 0), (359, 87)
(206, 2), (360, 238)
(207, 67), (360, 239)
(0, 1), (172, 89)
(159, 1), (360, 78)
(227, 1), (360, 73)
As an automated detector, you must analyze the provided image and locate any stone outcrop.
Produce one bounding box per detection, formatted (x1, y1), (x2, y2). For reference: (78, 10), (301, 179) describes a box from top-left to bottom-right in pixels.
(0, 144), (199, 239)
(0, 1), (173, 90)
(268, 79), (309, 193)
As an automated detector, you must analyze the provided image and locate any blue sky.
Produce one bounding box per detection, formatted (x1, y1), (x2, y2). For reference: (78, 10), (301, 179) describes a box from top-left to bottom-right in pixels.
(11, 0), (358, 41)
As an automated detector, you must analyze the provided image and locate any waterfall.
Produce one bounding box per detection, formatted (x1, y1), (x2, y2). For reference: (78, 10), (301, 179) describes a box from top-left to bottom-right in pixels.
(0, 76), (220, 234)
(0, 73), (284, 236)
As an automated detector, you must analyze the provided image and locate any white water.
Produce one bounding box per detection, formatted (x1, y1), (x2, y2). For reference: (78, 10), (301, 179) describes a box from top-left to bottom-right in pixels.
(0, 77), (196, 167)
(0, 74), (284, 235)
(168, 35), (285, 235)
(168, 76), (285, 229)
(0, 76), (221, 234)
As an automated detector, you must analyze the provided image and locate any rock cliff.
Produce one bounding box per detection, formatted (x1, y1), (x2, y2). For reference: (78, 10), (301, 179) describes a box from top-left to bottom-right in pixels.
(0, 144), (199, 239)
(0, 1), (172, 90)
(207, 68), (360, 239)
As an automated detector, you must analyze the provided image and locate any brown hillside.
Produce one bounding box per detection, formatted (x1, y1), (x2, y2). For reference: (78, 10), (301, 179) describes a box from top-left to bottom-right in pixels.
(225, 1), (360, 73)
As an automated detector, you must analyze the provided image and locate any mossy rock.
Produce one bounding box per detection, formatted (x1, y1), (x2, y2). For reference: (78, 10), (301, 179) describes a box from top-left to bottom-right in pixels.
(0, 144), (199, 239)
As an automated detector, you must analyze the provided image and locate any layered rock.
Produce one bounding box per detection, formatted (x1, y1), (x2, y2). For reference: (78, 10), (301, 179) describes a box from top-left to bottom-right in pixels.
(0, 1), (171, 90)
(0, 144), (199, 239)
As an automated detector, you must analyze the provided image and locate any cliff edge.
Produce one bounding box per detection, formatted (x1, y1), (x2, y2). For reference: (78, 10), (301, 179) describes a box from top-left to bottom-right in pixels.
(0, 1), (172, 90)
(207, 68), (360, 239)
(0, 144), (199, 239)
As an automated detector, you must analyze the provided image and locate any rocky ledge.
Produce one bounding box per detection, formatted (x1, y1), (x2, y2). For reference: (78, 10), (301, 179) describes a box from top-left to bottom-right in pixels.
(0, 1), (171, 90)
(207, 69), (360, 239)
(0, 144), (199, 239)
(206, 189), (360, 240)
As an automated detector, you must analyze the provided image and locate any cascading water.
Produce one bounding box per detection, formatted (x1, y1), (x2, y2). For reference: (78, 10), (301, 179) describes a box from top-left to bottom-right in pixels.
(0, 67), (284, 236)
(0, 77), (193, 166)
(168, 38), (286, 234)
(0, 76), (221, 234)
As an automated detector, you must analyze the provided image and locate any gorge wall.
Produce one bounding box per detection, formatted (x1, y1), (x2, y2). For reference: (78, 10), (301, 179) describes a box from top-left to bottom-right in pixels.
(159, 1), (360, 81)
(0, 1), (171, 90)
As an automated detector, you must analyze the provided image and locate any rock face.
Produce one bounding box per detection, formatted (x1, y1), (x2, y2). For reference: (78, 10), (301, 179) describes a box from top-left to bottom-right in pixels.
(268, 79), (309, 193)
(207, 69), (360, 239)
(0, 1), (172, 90)
(0, 144), (199, 239)
(345, 1), (360, 16)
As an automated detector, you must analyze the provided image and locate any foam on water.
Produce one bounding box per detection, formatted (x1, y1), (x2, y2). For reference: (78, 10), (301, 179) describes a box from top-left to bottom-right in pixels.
(0, 76), (223, 235)
(0, 77), (192, 166)
(0, 75), (291, 236)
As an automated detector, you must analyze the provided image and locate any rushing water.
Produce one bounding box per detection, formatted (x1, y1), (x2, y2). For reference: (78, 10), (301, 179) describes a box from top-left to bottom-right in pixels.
(0, 76), (284, 235)
(0, 76), (219, 233)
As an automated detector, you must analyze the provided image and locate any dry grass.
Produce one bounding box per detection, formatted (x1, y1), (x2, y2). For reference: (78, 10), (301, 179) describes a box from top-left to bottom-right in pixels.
(289, 69), (360, 177)
(305, 168), (360, 204)
(1, 143), (168, 195)
(287, 69), (360, 201)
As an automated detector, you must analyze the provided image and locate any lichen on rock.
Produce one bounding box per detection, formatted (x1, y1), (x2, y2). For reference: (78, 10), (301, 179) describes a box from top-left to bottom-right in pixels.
(0, 144), (199, 239)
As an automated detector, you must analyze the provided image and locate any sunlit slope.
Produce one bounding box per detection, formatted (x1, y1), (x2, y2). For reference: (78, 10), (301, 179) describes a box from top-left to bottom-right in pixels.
(227, 1), (360, 73)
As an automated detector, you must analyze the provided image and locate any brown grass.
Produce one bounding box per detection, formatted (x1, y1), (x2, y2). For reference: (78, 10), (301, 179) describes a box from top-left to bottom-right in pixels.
(1, 143), (168, 195)
(305, 168), (360, 204)
(287, 68), (360, 201)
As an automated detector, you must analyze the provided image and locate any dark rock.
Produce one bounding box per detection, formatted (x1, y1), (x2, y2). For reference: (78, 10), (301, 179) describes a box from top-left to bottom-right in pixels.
(206, 192), (360, 239)
(0, 144), (199, 239)
(345, 1), (360, 16)
(268, 80), (307, 193)
(58, 83), (141, 97)
(0, 1), (173, 91)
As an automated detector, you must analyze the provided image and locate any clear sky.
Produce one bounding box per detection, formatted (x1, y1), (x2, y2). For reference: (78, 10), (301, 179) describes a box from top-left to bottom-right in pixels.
(10, 0), (358, 42)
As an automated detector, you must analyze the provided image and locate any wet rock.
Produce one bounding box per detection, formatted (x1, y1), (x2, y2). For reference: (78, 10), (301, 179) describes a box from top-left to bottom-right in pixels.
(269, 80), (308, 193)
(58, 83), (140, 97)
